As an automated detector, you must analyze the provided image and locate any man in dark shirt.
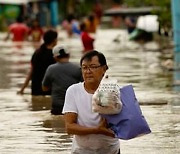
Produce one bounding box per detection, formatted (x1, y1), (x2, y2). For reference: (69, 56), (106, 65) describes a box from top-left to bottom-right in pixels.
(17, 29), (58, 95)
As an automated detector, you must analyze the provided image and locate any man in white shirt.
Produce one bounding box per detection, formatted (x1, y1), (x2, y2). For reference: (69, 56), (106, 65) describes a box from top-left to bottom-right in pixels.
(62, 50), (120, 154)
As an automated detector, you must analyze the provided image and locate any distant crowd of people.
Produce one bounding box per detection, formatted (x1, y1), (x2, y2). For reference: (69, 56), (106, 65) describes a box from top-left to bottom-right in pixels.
(4, 12), (101, 53)
(4, 16), (44, 48)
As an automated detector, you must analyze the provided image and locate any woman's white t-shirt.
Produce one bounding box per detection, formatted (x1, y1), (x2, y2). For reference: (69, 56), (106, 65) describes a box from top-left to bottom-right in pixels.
(62, 82), (120, 154)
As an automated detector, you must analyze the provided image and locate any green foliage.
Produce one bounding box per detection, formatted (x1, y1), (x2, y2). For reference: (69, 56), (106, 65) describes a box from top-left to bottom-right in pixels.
(3, 5), (20, 19)
(74, 1), (93, 18)
(153, 0), (171, 28)
(58, 0), (95, 20)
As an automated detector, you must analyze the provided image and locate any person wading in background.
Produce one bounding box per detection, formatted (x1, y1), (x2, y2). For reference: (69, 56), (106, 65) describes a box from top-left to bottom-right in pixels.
(17, 29), (58, 95)
(80, 22), (95, 54)
(42, 45), (83, 115)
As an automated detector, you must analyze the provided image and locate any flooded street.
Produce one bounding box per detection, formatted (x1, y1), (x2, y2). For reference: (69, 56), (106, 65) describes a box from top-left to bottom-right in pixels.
(0, 29), (180, 154)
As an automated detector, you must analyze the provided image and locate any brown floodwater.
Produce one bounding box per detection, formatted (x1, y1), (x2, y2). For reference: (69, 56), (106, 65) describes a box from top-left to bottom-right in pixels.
(0, 29), (179, 154)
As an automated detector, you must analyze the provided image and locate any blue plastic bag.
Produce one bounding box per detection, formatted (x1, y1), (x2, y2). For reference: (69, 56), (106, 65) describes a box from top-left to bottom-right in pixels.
(102, 85), (151, 140)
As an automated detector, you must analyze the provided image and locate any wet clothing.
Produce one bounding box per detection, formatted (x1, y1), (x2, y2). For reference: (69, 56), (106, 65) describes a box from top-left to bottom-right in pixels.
(42, 62), (83, 115)
(31, 44), (55, 95)
(81, 32), (94, 53)
(62, 82), (120, 154)
(9, 23), (29, 41)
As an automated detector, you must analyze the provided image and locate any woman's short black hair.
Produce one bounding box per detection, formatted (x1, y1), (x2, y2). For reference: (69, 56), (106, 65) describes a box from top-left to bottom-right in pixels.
(43, 29), (58, 45)
(80, 50), (108, 70)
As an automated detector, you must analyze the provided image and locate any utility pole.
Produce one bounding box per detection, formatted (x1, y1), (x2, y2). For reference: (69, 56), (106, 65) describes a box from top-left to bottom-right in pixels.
(171, 0), (180, 91)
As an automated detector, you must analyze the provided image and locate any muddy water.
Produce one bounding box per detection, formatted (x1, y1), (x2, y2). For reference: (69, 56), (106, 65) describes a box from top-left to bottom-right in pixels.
(0, 29), (179, 154)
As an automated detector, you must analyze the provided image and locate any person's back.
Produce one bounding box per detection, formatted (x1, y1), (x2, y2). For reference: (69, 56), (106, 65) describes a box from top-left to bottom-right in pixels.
(8, 16), (29, 42)
(31, 44), (56, 95)
(17, 29), (58, 95)
(42, 46), (83, 115)
(44, 62), (82, 114)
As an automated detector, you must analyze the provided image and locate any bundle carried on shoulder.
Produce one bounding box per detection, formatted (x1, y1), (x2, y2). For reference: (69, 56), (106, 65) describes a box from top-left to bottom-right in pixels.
(92, 79), (122, 114)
